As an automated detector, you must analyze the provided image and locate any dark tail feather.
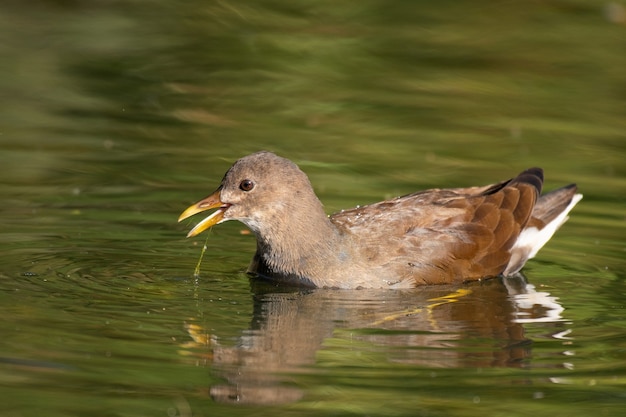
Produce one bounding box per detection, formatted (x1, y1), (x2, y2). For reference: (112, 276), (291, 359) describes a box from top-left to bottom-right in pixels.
(511, 167), (544, 195)
(481, 167), (544, 197)
(529, 183), (578, 228)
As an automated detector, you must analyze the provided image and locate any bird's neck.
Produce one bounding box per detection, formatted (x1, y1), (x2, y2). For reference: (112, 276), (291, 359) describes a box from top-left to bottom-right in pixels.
(249, 198), (349, 287)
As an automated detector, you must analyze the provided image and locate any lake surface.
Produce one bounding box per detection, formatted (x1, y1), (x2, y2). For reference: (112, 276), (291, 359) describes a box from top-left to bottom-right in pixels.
(1, 1), (625, 416)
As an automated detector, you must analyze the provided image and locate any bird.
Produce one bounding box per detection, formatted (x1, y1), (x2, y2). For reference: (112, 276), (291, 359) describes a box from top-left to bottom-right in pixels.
(178, 151), (582, 289)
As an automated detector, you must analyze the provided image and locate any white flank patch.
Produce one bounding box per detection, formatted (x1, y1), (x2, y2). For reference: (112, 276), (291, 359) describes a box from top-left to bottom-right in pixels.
(513, 193), (583, 260)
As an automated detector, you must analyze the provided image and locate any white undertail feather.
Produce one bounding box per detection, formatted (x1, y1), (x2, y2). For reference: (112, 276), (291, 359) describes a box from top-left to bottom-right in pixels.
(505, 193), (583, 275)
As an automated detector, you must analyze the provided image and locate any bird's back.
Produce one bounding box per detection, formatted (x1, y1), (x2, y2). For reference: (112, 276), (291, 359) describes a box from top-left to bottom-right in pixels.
(330, 168), (580, 287)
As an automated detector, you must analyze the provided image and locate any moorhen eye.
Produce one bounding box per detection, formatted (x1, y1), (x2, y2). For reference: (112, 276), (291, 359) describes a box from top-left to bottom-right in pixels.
(239, 179), (255, 191)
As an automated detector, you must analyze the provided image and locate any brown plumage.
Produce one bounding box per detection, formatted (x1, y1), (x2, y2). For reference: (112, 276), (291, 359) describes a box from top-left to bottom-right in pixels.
(179, 151), (582, 289)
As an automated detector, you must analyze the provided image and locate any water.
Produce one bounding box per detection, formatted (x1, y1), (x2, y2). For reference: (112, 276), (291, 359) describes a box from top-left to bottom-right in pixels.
(1, 1), (625, 416)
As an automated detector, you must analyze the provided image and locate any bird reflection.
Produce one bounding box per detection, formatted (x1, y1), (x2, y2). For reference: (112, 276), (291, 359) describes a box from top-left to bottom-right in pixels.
(181, 275), (568, 405)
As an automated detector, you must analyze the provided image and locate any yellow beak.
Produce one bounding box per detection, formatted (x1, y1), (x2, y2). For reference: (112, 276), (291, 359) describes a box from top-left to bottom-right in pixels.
(178, 188), (229, 237)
